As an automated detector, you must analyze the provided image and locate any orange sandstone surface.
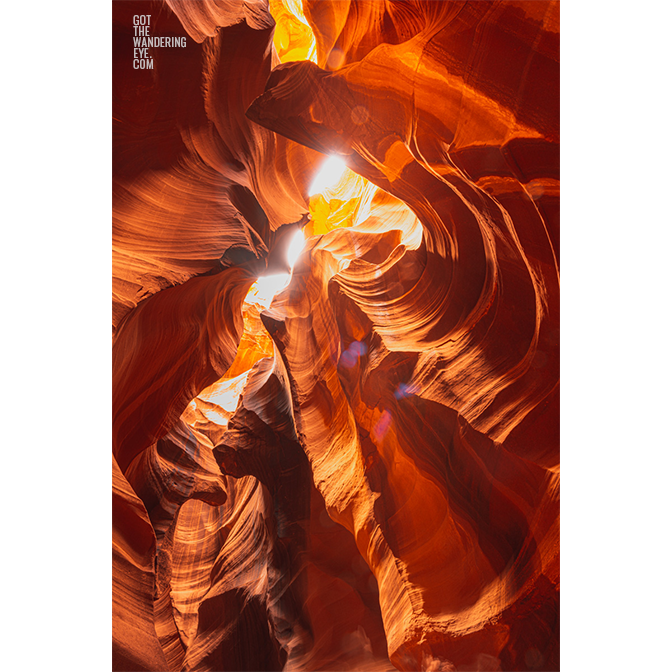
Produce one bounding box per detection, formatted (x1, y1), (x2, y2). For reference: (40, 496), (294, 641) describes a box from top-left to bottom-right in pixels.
(112, 1), (559, 670)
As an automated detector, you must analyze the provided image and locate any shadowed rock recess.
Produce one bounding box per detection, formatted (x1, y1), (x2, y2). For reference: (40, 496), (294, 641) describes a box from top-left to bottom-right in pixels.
(112, 1), (559, 670)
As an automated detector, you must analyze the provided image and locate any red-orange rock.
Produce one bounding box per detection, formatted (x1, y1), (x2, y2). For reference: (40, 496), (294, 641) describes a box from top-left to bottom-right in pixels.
(113, 1), (559, 670)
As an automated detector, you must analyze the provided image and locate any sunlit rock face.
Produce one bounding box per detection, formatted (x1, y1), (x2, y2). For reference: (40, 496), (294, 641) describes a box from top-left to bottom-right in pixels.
(113, 1), (559, 671)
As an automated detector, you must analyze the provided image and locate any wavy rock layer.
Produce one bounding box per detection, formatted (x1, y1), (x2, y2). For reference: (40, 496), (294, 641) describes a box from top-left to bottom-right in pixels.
(113, 1), (559, 670)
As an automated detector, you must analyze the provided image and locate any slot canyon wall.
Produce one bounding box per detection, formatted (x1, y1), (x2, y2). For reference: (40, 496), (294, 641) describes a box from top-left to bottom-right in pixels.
(112, 1), (559, 670)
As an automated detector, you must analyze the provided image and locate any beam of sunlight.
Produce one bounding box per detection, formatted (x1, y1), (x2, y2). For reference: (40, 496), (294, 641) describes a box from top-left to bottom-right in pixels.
(244, 273), (291, 309)
(307, 157), (379, 236)
(308, 155), (348, 196)
(287, 228), (306, 269)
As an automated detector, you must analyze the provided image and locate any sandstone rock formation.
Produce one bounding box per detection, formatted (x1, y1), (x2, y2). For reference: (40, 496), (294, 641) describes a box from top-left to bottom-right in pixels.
(113, 1), (559, 670)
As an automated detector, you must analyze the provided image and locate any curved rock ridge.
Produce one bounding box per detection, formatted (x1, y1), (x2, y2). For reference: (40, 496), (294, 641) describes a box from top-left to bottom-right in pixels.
(113, 0), (321, 331)
(112, 1), (559, 670)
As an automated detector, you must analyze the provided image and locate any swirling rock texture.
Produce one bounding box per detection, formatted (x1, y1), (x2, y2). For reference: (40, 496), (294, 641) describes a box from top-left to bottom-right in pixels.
(112, 1), (559, 671)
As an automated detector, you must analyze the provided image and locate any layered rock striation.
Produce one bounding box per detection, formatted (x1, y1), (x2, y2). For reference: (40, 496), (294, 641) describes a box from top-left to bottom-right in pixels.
(113, 1), (559, 670)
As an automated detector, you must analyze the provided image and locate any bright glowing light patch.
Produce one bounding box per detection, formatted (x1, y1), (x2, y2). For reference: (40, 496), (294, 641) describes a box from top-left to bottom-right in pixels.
(287, 228), (305, 269)
(270, 0), (318, 64)
(199, 371), (250, 415)
(309, 156), (347, 196)
(245, 273), (291, 308)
